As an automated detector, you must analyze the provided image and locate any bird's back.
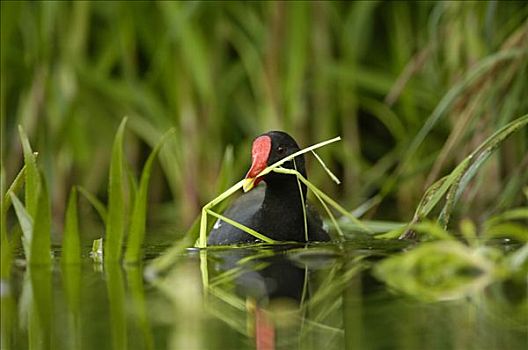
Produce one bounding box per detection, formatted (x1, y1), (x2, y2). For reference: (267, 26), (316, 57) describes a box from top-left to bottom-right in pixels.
(207, 186), (330, 245)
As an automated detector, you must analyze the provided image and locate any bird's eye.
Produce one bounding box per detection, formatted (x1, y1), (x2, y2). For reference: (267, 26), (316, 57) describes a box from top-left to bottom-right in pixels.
(276, 146), (285, 154)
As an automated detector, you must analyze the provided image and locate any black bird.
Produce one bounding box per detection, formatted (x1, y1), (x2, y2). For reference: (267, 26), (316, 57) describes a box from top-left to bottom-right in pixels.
(207, 131), (330, 245)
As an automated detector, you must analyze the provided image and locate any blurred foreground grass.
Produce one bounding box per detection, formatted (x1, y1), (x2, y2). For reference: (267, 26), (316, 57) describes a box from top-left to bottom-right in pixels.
(1, 1), (527, 240)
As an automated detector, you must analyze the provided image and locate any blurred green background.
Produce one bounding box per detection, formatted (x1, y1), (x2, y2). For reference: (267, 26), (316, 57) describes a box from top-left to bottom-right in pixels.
(1, 1), (527, 239)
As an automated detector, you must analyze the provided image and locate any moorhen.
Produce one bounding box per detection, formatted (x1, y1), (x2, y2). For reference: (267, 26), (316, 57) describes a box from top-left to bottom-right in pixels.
(207, 131), (330, 245)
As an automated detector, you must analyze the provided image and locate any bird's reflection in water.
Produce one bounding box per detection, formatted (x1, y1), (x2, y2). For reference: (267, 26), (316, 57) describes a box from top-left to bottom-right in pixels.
(204, 245), (344, 349)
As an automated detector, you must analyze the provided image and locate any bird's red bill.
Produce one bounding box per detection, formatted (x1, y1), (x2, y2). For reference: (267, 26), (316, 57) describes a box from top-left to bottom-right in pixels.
(243, 135), (271, 192)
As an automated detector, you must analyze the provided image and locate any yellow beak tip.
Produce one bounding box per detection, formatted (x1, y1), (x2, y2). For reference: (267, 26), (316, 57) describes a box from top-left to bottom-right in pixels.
(242, 178), (255, 192)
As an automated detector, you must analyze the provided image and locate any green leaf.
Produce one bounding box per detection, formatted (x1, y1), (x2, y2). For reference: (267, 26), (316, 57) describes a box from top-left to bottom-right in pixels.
(1, 167), (21, 278)
(106, 263), (127, 349)
(78, 186), (107, 224)
(104, 117), (128, 262)
(2, 165), (26, 213)
(18, 126), (40, 218)
(126, 266), (155, 349)
(30, 178), (51, 266)
(91, 238), (103, 264)
(125, 129), (174, 264)
(439, 115), (528, 226)
(411, 114), (528, 227)
(62, 187), (81, 264)
(29, 265), (53, 348)
(1, 215), (13, 279)
(9, 192), (33, 257)
(374, 241), (498, 301)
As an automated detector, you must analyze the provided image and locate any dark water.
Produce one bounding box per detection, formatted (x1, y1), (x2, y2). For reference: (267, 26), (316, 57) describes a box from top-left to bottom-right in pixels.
(1, 239), (526, 350)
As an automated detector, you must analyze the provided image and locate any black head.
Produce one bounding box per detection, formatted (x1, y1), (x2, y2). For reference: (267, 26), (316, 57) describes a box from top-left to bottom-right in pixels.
(243, 131), (307, 192)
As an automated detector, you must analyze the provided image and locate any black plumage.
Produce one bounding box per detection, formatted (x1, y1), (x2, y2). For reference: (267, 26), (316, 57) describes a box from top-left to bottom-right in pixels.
(208, 131), (330, 245)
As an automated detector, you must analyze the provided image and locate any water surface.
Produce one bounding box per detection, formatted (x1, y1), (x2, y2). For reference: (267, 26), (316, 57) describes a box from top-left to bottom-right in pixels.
(2, 239), (526, 349)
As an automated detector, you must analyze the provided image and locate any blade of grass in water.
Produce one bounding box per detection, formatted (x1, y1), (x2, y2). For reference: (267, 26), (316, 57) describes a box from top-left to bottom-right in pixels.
(30, 177), (51, 266)
(438, 114), (528, 227)
(29, 266), (53, 348)
(62, 187), (81, 264)
(104, 117), (128, 262)
(62, 264), (82, 349)
(18, 126), (40, 218)
(125, 129), (175, 264)
(106, 263), (127, 349)
(406, 114), (528, 235)
(126, 266), (155, 350)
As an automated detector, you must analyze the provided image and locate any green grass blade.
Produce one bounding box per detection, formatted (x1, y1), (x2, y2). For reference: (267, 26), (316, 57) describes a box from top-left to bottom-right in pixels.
(125, 129), (174, 264)
(485, 207), (528, 228)
(29, 266), (53, 348)
(198, 179), (245, 248)
(311, 151), (341, 184)
(336, 219), (406, 234)
(62, 264), (82, 349)
(308, 182), (345, 240)
(1, 215), (13, 279)
(273, 167), (373, 234)
(30, 178), (51, 266)
(62, 187), (81, 264)
(18, 126), (40, 218)
(206, 209), (278, 244)
(78, 186), (107, 224)
(2, 165), (26, 211)
(126, 266), (155, 350)
(294, 159), (308, 241)
(400, 49), (525, 172)
(126, 162), (138, 210)
(411, 114), (528, 228)
(438, 114), (528, 227)
(104, 117), (128, 262)
(9, 193), (33, 257)
(106, 263), (127, 350)
(257, 136), (341, 179)
(2, 166), (28, 277)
